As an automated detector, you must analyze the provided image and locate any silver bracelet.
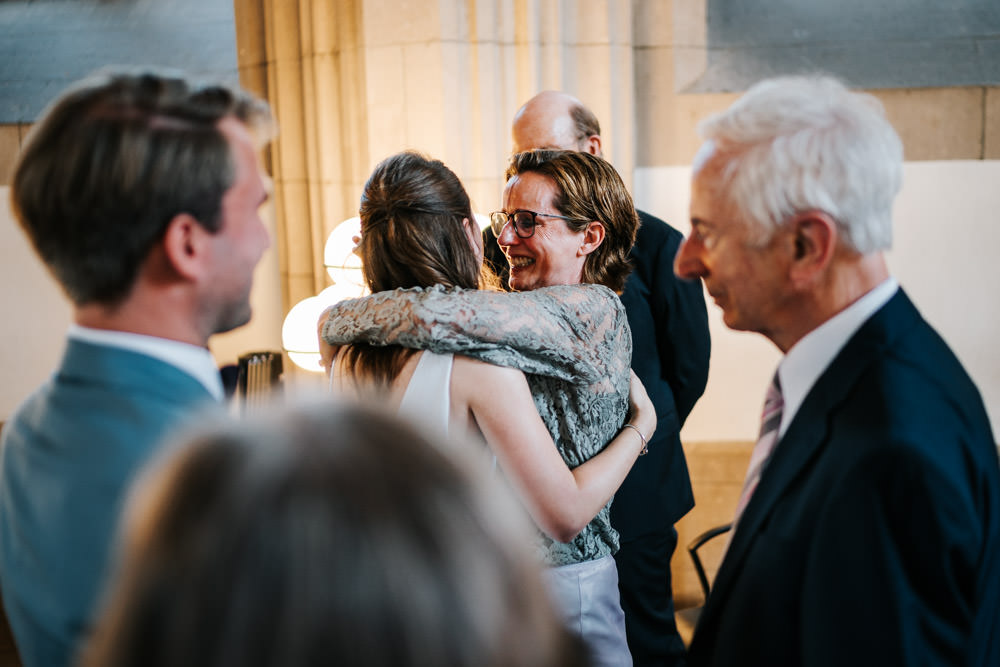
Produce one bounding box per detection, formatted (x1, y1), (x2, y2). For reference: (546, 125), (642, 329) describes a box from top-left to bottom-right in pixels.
(622, 423), (648, 456)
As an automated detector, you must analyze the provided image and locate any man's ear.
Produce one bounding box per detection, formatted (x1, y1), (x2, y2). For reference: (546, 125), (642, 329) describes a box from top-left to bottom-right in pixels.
(581, 134), (602, 156)
(579, 221), (606, 256)
(161, 213), (210, 281)
(788, 210), (837, 287)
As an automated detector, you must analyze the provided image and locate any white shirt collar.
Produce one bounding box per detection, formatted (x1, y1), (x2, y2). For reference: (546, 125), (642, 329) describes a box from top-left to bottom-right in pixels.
(67, 325), (224, 401)
(775, 277), (898, 437)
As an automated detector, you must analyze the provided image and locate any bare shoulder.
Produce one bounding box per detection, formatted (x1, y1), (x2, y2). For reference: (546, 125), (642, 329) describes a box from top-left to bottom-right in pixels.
(451, 356), (526, 398)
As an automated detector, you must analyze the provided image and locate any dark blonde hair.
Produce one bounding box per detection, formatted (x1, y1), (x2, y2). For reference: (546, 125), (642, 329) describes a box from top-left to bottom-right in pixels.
(83, 401), (587, 667)
(341, 151), (484, 386)
(357, 151), (480, 292)
(11, 67), (272, 306)
(505, 150), (637, 293)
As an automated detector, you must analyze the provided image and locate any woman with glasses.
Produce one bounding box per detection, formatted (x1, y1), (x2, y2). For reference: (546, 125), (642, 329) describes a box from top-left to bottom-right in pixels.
(322, 150), (642, 667)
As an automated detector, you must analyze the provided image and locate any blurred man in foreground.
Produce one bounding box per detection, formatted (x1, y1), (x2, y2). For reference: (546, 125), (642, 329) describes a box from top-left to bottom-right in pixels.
(0, 68), (273, 667)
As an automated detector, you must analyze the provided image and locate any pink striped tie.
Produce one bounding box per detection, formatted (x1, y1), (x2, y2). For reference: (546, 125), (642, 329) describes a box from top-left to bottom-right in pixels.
(732, 375), (783, 529)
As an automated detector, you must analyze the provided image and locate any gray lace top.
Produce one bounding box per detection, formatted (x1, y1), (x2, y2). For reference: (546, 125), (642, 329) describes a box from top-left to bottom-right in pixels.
(321, 283), (632, 566)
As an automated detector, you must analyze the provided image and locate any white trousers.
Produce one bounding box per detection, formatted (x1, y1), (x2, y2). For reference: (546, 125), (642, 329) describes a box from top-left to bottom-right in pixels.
(544, 555), (633, 667)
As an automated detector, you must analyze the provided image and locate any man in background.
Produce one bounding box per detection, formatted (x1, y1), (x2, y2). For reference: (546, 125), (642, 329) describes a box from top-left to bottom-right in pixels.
(491, 90), (711, 666)
(676, 75), (1000, 666)
(0, 68), (273, 667)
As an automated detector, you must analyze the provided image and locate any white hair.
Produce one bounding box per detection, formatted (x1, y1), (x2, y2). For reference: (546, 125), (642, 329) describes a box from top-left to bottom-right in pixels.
(697, 75), (903, 253)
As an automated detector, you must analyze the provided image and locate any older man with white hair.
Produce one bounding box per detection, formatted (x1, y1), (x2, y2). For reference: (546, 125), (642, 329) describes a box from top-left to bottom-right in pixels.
(676, 75), (1000, 667)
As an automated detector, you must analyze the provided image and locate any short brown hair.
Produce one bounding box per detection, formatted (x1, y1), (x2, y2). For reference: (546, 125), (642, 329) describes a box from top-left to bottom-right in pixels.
(505, 150), (637, 293)
(11, 68), (273, 306)
(570, 103), (601, 145)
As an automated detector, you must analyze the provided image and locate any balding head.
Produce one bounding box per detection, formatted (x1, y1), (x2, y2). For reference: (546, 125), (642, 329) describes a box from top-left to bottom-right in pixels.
(511, 90), (603, 157)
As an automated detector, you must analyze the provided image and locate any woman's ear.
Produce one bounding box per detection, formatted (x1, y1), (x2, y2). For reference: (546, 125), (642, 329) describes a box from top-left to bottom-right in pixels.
(462, 217), (484, 260)
(579, 221), (606, 256)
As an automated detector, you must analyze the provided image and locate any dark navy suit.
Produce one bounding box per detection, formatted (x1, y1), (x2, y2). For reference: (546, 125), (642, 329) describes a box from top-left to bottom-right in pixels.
(0, 339), (218, 667)
(485, 210), (711, 665)
(688, 290), (1000, 667)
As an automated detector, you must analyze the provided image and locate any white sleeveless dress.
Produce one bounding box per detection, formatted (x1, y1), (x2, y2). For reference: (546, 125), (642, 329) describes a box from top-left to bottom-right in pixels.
(398, 350), (453, 437)
(398, 350), (630, 667)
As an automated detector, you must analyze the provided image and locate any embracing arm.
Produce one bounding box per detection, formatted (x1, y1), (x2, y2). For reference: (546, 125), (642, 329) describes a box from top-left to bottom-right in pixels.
(460, 361), (655, 542)
(319, 284), (630, 384)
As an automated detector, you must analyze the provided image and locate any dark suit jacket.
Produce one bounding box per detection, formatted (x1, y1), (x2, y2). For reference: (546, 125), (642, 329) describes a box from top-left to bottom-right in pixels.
(613, 211), (709, 537)
(0, 339), (218, 667)
(688, 290), (1000, 667)
(483, 211), (711, 538)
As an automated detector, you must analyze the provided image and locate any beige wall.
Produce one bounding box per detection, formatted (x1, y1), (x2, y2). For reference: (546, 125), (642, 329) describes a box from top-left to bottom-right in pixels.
(0, 185), (71, 417)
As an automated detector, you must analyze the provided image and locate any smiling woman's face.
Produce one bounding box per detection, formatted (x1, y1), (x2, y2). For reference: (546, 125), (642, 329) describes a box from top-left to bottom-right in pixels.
(496, 172), (586, 291)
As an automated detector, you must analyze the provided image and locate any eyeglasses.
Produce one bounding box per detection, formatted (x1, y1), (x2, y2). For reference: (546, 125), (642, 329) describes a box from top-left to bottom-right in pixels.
(489, 209), (580, 239)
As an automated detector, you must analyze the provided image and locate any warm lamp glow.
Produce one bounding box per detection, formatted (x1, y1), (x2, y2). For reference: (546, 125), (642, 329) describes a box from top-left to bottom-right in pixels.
(281, 295), (326, 373)
(281, 283), (368, 373)
(324, 217), (364, 286)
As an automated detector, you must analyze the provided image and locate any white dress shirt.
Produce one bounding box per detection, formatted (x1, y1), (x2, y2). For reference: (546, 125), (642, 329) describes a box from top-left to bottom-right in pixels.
(775, 277), (899, 438)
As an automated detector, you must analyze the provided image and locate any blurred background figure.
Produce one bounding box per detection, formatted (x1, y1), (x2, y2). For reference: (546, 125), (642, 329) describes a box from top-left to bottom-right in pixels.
(82, 400), (589, 667)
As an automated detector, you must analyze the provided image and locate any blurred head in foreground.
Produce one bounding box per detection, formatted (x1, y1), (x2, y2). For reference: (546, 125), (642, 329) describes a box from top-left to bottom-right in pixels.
(82, 400), (587, 667)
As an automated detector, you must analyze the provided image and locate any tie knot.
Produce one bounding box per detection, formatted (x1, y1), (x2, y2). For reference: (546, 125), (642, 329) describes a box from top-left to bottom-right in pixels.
(764, 374), (783, 410)
(732, 373), (786, 533)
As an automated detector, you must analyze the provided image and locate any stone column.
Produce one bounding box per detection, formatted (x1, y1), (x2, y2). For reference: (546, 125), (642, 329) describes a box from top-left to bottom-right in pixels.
(234, 0), (369, 309)
(233, 0), (637, 308)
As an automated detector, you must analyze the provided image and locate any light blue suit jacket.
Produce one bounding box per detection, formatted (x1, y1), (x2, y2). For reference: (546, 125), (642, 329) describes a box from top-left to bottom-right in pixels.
(0, 338), (219, 667)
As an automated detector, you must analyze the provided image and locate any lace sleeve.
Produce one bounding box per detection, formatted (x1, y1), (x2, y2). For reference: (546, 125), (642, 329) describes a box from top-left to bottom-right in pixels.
(320, 284), (631, 384)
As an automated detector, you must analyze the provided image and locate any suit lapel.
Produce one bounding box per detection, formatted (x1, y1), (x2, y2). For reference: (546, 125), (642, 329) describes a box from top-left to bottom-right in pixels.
(700, 291), (922, 622)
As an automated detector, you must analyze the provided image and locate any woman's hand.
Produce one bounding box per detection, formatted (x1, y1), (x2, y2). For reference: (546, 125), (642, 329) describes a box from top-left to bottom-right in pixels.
(317, 307), (337, 376)
(627, 369), (656, 447)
